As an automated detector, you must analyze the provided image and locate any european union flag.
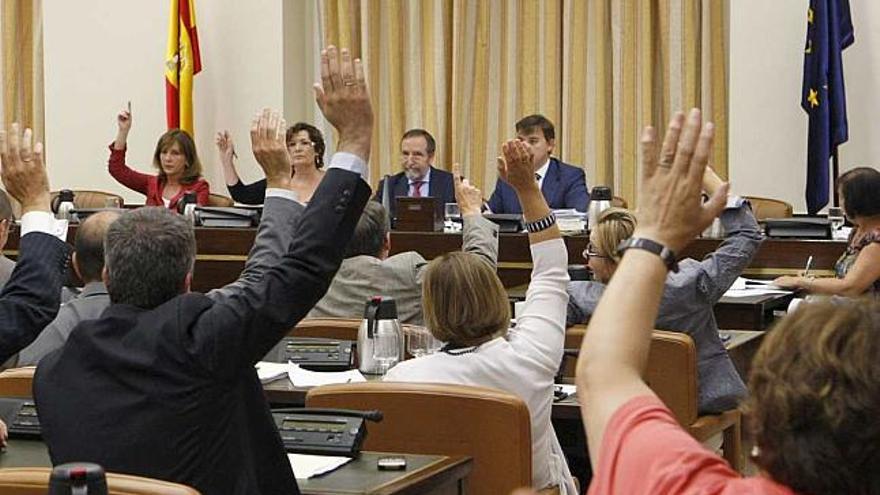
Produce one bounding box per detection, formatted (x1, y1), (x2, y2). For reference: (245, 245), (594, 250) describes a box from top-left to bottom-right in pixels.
(802, 0), (854, 214)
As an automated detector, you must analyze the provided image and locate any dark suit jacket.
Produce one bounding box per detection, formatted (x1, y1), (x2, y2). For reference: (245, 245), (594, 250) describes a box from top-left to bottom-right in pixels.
(487, 158), (589, 214)
(35, 169), (371, 495)
(374, 166), (455, 218)
(0, 232), (70, 363)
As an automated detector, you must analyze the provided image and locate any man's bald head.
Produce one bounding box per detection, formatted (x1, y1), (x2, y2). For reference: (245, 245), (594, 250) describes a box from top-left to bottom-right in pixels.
(75, 211), (120, 283)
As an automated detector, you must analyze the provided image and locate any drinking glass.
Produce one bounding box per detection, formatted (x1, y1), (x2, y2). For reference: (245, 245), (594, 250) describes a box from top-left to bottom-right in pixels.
(444, 203), (461, 222)
(827, 206), (845, 231)
(372, 326), (401, 375)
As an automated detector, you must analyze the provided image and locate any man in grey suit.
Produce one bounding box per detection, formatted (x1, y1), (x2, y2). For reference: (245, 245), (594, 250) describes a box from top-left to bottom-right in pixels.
(309, 164), (498, 324)
(17, 211), (118, 365)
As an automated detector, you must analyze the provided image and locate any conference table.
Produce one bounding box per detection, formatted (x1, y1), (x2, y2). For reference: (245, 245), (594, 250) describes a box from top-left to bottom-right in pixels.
(0, 439), (472, 495)
(2, 225), (845, 292)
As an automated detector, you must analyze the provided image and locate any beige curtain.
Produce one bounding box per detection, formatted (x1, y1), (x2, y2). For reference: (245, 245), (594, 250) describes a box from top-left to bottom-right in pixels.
(325, 0), (729, 205)
(1, 0), (44, 138)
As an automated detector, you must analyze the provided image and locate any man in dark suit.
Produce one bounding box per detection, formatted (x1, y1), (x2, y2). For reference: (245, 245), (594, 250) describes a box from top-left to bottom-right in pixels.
(487, 114), (590, 214)
(374, 129), (455, 219)
(0, 124), (72, 364)
(34, 46), (373, 495)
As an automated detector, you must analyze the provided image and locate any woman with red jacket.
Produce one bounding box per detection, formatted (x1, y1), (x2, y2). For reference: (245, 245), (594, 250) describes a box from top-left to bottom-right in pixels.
(108, 106), (210, 209)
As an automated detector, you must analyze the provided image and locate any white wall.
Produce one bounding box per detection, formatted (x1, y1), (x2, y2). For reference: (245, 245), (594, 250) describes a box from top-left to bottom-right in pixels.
(729, 0), (880, 213)
(42, 0), (286, 203)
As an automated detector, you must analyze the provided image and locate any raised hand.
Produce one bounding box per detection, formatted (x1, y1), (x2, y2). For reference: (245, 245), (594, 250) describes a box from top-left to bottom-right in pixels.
(313, 46), (373, 162)
(249, 109), (291, 189)
(497, 139), (537, 193)
(634, 109), (729, 254)
(0, 123), (51, 214)
(114, 105), (132, 150)
(216, 130), (236, 164)
(452, 163), (482, 216)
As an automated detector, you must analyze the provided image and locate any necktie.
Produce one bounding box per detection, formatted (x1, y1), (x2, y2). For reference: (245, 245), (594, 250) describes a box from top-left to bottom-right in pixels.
(412, 181), (425, 197)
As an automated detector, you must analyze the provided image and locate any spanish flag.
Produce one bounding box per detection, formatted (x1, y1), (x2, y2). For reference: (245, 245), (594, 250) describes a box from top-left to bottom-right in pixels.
(165, 0), (202, 136)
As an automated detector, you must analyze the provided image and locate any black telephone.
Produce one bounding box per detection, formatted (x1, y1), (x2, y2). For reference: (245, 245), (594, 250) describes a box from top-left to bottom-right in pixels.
(0, 398), (42, 439)
(272, 408), (382, 457)
(264, 337), (354, 371)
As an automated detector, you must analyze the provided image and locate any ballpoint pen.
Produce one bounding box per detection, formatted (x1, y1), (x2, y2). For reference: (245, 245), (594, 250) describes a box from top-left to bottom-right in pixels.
(803, 255), (814, 278)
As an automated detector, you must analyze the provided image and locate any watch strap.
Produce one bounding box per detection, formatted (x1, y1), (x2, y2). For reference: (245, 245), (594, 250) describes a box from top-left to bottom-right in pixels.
(616, 237), (679, 272)
(524, 211), (557, 234)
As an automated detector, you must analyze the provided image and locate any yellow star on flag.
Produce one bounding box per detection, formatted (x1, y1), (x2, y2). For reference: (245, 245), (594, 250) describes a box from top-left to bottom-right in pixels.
(807, 88), (819, 108)
(807, 7), (814, 24)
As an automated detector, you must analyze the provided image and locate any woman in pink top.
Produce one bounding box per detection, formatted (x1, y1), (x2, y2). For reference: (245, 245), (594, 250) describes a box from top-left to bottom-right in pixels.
(108, 106), (210, 209)
(576, 109), (880, 495)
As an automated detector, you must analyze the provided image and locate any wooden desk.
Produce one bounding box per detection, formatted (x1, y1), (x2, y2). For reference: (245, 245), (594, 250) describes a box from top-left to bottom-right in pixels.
(4, 226), (845, 292)
(299, 453), (471, 495)
(0, 440), (470, 495)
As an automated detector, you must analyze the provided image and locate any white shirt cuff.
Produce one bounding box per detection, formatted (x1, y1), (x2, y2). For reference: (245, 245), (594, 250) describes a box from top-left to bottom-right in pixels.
(327, 152), (367, 180)
(727, 195), (745, 209)
(21, 211), (68, 240)
(265, 188), (301, 204)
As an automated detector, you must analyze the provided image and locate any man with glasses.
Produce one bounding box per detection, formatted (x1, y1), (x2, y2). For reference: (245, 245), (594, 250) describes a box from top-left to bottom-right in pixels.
(487, 114), (589, 214)
(374, 129), (455, 219)
(567, 167), (763, 414)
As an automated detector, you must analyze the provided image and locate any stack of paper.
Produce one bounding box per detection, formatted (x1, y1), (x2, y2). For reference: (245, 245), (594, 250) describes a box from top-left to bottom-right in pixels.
(287, 363), (367, 387)
(289, 453), (353, 479)
(553, 209), (586, 233)
(724, 277), (792, 299)
(255, 361), (289, 383)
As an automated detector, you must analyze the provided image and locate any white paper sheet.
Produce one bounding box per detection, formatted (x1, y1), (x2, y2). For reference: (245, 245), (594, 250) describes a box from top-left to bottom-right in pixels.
(255, 361), (289, 383)
(289, 453), (353, 479)
(287, 363), (367, 387)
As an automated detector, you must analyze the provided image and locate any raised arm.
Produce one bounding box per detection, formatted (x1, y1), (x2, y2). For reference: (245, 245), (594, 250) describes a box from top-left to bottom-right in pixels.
(693, 167), (763, 303)
(576, 109), (729, 466)
(194, 46), (374, 374)
(216, 130), (242, 187)
(108, 107), (151, 194)
(0, 124), (72, 363)
(453, 163), (499, 267)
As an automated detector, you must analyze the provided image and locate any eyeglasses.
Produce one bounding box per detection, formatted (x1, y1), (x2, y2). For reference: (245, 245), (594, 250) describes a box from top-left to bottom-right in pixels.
(582, 243), (609, 260)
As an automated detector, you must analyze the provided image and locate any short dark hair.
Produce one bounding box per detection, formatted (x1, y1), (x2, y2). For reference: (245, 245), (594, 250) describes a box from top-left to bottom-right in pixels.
(152, 129), (203, 185)
(838, 167), (880, 219)
(287, 122), (326, 169)
(104, 207), (196, 309)
(745, 298), (880, 494)
(345, 201), (388, 258)
(0, 190), (14, 222)
(75, 211), (120, 283)
(515, 114), (555, 141)
(401, 129), (436, 156)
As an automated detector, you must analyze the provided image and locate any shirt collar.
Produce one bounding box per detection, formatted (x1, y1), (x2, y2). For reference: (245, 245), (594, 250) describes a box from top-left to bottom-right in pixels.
(408, 166), (432, 185)
(534, 159), (550, 180)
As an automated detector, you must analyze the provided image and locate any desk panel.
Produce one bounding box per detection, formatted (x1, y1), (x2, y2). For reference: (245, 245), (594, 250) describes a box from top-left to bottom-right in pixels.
(4, 226), (845, 292)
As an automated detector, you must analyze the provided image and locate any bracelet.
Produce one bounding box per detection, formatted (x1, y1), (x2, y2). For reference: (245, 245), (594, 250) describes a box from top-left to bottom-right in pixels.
(524, 211), (557, 234)
(617, 237), (680, 273)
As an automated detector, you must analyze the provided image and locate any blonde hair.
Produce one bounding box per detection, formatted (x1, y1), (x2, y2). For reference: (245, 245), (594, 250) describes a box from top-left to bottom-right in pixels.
(422, 252), (510, 346)
(592, 207), (636, 263)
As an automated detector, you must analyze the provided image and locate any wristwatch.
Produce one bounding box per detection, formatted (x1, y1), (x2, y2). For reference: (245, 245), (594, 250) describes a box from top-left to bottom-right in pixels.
(524, 211), (557, 234)
(616, 237), (679, 272)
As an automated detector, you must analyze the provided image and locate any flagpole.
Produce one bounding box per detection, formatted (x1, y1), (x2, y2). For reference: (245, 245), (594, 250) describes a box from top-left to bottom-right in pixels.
(831, 147), (840, 207)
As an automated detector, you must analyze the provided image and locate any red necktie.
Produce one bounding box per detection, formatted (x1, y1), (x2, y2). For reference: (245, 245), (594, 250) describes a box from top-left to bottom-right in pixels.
(412, 181), (425, 197)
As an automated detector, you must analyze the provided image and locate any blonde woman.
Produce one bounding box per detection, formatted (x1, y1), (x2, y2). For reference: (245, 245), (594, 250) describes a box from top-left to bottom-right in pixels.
(385, 140), (576, 495)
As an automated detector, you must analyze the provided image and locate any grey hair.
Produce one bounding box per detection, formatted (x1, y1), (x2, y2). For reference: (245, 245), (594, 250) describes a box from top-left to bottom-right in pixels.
(104, 207), (196, 309)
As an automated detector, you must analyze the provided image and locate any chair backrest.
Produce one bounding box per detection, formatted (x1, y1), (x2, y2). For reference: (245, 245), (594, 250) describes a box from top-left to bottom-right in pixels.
(565, 326), (698, 425)
(306, 381), (532, 495)
(50, 190), (125, 209)
(290, 317), (361, 340)
(0, 468), (200, 494)
(206, 193), (234, 207)
(742, 196), (793, 220)
(0, 367), (35, 398)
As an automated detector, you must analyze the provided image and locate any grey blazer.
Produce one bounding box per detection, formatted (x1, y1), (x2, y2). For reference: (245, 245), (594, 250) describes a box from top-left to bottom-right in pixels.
(308, 214), (499, 325)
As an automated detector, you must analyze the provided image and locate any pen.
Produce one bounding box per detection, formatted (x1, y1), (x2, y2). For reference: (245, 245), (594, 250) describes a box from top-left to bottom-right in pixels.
(803, 255), (814, 278)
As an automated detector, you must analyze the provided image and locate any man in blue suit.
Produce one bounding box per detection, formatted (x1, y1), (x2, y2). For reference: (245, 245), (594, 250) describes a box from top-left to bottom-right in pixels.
(487, 114), (589, 214)
(374, 129), (455, 219)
